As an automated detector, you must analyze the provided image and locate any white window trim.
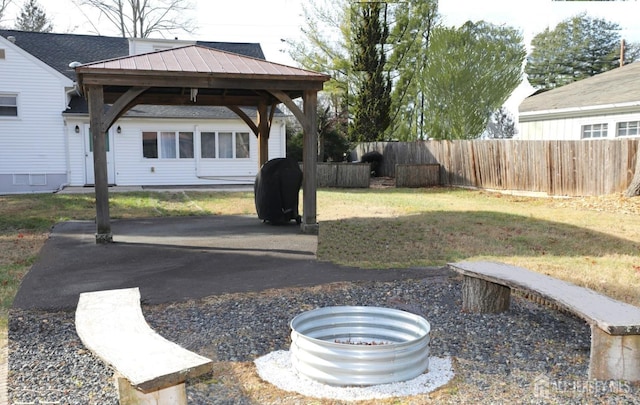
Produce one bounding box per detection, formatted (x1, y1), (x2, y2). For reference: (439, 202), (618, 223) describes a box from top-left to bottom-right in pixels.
(0, 92), (19, 119)
(143, 130), (195, 160)
(616, 121), (640, 138)
(199, 130), (252, 160)
(581, 123), (608, 139)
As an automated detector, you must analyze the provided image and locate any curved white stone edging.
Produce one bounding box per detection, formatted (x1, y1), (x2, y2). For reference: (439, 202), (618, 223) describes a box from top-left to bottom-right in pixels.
(255, 351), (454, 401)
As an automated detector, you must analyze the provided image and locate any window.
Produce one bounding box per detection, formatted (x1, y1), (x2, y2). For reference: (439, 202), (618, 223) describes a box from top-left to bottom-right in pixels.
(236, 132), (250, 158)
(200, 131), (250, 159)
(219, 132), (233, 158)
(581, 123), (608, 139)
(179, 132), (194, 158)
(0, 94), (17, 117)
(617, 121), (639, 137)
(143, 132), (158, 158)
(142, 131), (194, 159)
(201, 132), (216, 158)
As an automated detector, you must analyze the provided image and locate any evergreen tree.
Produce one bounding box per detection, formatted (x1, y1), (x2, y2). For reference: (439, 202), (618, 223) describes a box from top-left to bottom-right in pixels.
(15, 0), (52, 32)
(526, 13), (639, 91)
(348, 1), (391, 143)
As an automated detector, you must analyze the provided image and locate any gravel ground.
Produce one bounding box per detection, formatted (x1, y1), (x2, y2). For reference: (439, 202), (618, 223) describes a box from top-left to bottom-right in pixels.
(9, 274), (639, 404)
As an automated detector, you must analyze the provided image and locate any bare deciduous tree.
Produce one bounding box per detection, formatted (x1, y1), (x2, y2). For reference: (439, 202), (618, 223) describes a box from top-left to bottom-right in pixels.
(73, 0), (196, 38)
(0, 0), (14, 25)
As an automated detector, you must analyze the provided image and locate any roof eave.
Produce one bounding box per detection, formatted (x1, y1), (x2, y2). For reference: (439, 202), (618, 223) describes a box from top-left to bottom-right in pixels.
(76, 70), (328, 93)
(519, 101), (640, 122)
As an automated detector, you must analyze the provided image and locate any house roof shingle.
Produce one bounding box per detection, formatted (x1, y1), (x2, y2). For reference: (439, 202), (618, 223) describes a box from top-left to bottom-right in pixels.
(1, 29), (278, 118)
(0, 29), (265, 80)
(520, 62), (640, 114)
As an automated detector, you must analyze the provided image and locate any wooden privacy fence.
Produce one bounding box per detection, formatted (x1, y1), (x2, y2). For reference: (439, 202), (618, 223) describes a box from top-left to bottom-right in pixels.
(354, 139), (639, 197)
(302, 162), (370, 188)
(396, 164), (440, 187)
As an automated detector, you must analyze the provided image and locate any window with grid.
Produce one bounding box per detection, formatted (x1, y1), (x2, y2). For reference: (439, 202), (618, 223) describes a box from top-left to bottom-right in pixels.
(0, 94), (17, 117)
(581, 123), (608, 139)
(616, 121), (639, 137)
(199, 131), (251, 159)
(142, 131), (194, 159)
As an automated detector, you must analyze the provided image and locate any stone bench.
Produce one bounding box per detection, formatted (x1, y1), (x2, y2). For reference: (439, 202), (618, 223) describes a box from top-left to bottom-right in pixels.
(75, 287), (213, 405)
(448, 261), (640, 382)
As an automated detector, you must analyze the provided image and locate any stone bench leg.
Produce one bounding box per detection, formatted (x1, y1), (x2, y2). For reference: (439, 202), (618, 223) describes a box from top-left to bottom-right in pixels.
(589, 327), (640, 382)
(116, 375), (187, 405)
(462, 276), (511, 313)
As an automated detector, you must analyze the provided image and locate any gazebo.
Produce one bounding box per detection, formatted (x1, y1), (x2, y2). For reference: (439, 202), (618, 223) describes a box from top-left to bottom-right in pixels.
(74, 45), (330, 243)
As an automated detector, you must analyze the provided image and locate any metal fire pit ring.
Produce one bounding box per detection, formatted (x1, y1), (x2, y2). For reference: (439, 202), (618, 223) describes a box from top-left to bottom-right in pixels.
(289, 306), (431, 386)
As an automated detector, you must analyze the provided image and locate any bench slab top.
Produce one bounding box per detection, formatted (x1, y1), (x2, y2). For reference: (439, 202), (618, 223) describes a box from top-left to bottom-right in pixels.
(448, 261), (640, 335)
(75, 287), (213, 393)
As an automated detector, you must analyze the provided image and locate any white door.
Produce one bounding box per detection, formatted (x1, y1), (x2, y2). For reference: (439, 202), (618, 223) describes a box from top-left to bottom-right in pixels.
(85, 125), (116, 185)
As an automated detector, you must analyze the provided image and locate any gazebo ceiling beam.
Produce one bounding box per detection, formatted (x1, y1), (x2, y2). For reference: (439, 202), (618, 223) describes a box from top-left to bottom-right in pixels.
(102, 92), (292, 107)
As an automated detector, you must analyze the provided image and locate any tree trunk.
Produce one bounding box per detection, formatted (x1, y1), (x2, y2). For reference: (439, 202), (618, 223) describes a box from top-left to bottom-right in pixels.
(625, 147), (640, 197)
(462, 276), (511, 313)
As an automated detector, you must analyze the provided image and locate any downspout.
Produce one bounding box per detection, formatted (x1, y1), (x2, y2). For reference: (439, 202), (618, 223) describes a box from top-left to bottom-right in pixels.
(59, 84), (84, 192)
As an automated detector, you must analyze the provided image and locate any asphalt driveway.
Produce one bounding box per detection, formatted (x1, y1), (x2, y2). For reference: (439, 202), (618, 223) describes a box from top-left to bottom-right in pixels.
(13, 215), (445, 311)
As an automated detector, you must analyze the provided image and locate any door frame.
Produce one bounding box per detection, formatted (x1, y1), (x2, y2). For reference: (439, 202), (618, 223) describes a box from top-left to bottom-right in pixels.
(84, 124), (116, 185)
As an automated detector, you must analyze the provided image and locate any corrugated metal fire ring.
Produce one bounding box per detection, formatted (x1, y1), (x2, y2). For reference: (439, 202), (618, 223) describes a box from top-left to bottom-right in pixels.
(290, 306), (431, 386)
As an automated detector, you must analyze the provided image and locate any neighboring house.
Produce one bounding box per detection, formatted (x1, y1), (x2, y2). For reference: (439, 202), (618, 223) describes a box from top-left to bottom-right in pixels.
(518, 62), (640, 140)
(0, 30), (287, 194)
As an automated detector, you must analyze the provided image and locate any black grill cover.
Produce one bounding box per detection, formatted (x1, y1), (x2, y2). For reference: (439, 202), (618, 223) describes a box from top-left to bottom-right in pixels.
(254, 157), (302, 224)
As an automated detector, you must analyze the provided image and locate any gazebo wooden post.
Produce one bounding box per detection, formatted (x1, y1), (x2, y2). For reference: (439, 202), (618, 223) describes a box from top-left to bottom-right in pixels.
(301, 90), (318, 234)
(257, 101), (269, 167)
(86, 85), (113, 243)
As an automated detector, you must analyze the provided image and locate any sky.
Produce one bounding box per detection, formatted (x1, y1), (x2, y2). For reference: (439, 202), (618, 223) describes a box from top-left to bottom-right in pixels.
(4, 0), (640, 114)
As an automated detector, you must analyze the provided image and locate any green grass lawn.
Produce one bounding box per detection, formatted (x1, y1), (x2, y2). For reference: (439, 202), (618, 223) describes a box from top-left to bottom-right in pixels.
(1, 187), (639, 331)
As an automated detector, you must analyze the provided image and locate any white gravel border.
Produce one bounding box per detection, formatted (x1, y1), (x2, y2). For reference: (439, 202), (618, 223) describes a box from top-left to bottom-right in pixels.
(255, 350), (454, 400)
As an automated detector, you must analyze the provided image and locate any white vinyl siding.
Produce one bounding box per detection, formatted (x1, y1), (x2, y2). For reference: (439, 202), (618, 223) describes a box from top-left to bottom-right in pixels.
(0, 37), (73, 193)
(102, 119), (285, 186)
(518, 111), (640, 140)
(1, 35), (290, 192)
(129, 38), (196, 55)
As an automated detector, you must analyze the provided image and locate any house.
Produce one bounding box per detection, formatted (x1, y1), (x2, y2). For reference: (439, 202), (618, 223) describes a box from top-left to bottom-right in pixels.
(0, 30), (288, 194)
(518, 62), (640, 140)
